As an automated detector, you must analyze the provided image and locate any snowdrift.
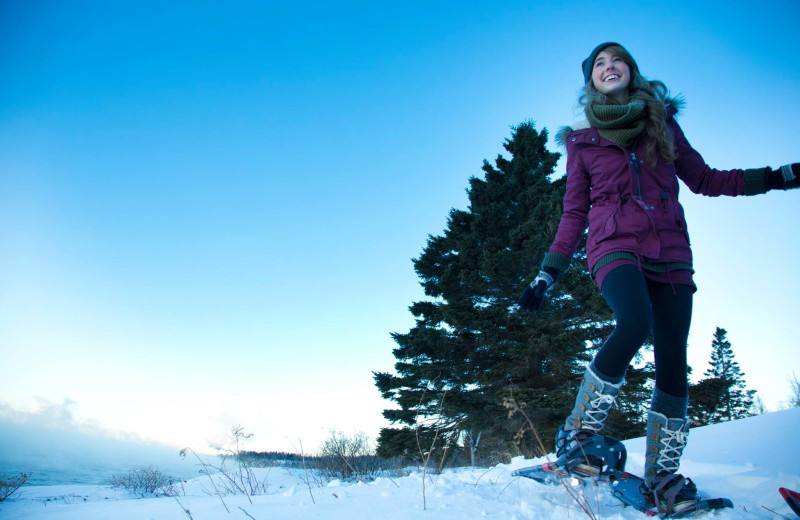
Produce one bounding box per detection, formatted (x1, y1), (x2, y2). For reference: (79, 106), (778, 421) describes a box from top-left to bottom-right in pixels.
(1, 408), (798, 519)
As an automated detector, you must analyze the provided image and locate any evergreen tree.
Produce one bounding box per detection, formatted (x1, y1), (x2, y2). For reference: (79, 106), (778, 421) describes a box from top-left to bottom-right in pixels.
(374, 122), (650, 462)
(689, 327), (756, 424)
(688, 377), (729, 426)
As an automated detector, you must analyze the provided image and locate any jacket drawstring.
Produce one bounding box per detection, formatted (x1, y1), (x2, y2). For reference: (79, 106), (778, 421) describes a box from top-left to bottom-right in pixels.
(666, 264), (677, 296)
(660, 191), (668, 211)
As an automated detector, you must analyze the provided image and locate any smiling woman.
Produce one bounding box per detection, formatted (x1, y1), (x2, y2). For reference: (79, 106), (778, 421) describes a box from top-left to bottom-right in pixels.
(517, 40), (800, 517)
(590, 50), (632, 102)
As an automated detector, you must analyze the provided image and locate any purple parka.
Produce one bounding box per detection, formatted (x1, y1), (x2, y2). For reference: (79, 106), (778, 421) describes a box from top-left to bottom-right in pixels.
(543, 105), (764, 276)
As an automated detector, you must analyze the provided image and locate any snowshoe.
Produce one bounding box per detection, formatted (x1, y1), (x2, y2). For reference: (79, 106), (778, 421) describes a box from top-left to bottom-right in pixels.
(513, 433), (626, 485)
(780, 487), (800, 519)
(612, 472), (733, 518)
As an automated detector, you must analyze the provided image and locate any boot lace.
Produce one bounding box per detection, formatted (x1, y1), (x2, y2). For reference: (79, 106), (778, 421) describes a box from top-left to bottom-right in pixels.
(655, 425), (688, 473)
(582, 394), (617, 432)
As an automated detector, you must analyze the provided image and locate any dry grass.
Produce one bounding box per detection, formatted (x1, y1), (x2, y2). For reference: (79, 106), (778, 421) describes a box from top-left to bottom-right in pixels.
(504, 394), (600, 520)
(0, 473), (29, 502)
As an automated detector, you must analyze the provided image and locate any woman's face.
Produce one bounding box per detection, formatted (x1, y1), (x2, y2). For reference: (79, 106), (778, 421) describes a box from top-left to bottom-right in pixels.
(591, 50), (631, 102)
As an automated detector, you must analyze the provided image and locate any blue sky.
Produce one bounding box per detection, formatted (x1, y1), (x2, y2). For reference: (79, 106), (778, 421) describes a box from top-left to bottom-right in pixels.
(1, 0), (799, 454)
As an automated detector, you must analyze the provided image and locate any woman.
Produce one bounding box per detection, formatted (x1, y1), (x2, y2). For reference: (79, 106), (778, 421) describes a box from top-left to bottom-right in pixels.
(518, 42), (798, 515)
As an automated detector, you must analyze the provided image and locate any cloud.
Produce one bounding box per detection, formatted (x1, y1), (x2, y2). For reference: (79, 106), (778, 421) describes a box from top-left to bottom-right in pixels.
(0, 399), (197, 485)
(2, 398), (118, 437)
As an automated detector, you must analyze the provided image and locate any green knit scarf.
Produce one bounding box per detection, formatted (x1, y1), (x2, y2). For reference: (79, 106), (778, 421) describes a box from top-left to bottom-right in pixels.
(585, 99), (646, 148)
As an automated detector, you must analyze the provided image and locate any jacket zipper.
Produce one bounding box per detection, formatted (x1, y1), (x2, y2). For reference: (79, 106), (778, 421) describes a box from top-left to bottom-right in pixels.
(630, 151), (654, 210)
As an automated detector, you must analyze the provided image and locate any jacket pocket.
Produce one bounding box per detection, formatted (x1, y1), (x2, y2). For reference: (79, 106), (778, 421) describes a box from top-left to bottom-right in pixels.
(592, 206), (619, 244)
(677, 217), (691, 245)
(674, 204), (691, 245)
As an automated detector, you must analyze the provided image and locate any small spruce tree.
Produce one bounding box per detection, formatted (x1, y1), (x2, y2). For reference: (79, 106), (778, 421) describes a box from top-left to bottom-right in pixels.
(689, 327), (756, 424)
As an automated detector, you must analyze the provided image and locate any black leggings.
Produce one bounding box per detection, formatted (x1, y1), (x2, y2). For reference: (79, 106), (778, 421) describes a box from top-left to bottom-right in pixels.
(592, 264), (693, 398)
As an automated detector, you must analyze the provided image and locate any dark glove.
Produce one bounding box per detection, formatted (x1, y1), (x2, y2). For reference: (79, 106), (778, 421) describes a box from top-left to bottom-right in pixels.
(767, 164), (800, 190)
(518, 267), (561, 312)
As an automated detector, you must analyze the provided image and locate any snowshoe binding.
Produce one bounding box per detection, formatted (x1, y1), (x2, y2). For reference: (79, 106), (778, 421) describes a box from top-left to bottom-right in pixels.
(612, 472), (733, 518)
(513, 430), (627, 485)
(514, 366), (625, 486)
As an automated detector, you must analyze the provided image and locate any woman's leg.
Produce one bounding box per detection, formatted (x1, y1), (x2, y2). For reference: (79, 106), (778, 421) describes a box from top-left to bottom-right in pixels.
(558, 265), (652, 450)
(643, 281), (696, 510)
(592, 264), (654, 380)
(648, 281), (693, 401)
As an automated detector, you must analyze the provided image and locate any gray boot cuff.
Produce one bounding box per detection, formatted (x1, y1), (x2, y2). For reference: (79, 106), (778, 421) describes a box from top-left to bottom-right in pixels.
(651, 387), (688, 419)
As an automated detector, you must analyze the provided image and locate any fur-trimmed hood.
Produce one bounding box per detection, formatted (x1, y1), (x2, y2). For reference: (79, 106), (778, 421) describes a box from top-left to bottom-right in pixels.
(555, 120), (590, 148)
(554, 97), (684, 148)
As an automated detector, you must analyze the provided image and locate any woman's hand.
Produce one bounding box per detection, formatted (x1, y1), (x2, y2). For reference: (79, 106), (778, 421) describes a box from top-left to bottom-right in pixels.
(780, 164), (800, 189)
(768, 164), (800, 190)
(518, 267), (561, 312)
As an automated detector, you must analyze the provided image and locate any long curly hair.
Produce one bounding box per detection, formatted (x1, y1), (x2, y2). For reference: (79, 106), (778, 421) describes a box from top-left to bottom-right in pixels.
(579, 44), (679, 167)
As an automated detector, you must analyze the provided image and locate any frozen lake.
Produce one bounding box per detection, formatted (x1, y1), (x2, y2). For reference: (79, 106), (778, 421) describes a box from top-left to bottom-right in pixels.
(0, 417), (203, 486)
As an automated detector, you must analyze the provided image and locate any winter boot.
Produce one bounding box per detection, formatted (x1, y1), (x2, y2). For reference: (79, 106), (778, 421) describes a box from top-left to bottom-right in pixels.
(641, 410), (698, 516)
(554, 365), (624, 477)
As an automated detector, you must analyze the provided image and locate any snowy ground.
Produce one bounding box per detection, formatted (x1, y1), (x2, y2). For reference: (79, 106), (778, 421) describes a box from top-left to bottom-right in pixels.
(2, 408), (798, 520)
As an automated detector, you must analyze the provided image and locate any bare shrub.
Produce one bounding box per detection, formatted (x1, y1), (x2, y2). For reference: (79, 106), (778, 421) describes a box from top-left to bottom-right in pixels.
(181, 425), (269, 508)
(212, 426), (270, 500)
(180, 447), (230, 513)
(309, 430), (399, 483)
(504, 394), (599, 520)
(751, 395), (768, 415)
(298, 439), (316, 504)
(107, 466), (180, 497)
(788, 372), (800, 408)
(0, 473), (29, 502)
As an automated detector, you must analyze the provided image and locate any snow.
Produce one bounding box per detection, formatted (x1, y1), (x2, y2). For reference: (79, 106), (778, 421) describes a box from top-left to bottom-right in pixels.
(2, 408), (798, 520)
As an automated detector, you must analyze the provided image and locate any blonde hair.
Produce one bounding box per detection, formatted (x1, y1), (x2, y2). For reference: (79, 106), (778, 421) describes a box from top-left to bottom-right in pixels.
(579, 45), (678, 167)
